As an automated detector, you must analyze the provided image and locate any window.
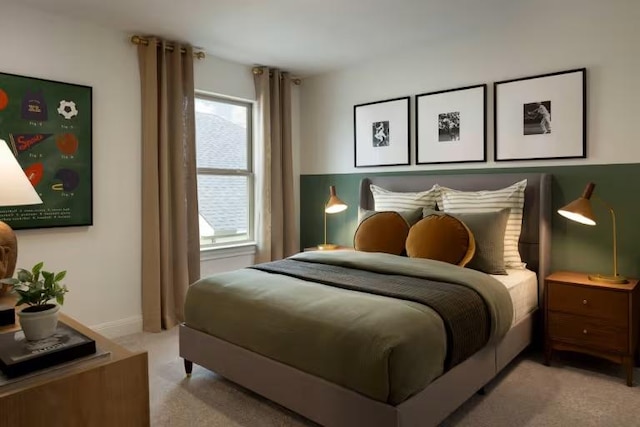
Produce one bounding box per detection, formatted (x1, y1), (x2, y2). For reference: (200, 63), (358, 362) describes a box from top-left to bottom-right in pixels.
(195, 94), (253, 249)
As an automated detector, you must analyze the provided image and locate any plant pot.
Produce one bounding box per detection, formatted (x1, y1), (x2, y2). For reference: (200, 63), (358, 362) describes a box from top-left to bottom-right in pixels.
(17, 304), (60, 341)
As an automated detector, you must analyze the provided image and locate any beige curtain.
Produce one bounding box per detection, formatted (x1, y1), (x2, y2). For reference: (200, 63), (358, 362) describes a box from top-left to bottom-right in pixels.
(138, 38), (200, 332)
(254, 67), (297, 263)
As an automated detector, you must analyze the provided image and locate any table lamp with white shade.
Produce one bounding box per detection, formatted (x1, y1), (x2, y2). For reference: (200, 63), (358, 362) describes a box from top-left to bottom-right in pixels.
(0, 139), (43, 287)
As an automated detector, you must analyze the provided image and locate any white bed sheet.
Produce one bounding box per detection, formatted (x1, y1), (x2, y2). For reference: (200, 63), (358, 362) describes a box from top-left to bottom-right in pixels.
(491, 269), (538, 325)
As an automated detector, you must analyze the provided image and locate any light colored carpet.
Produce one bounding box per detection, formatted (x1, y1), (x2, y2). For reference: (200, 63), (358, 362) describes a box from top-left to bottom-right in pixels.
(116, 328), (640, 427)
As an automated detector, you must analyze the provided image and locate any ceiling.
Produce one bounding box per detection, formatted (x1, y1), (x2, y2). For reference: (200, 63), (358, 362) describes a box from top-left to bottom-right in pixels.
(14, 0), (517, 77)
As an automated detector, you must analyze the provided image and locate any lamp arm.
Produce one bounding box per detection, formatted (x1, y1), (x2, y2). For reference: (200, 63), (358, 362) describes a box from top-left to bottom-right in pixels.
(610, 205), (618, 278)
(324, 210), (327, 246)
(593, 195), (618, 277)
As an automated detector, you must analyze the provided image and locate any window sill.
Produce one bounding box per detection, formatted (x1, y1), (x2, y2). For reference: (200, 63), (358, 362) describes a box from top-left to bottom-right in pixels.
(200, 242), (257, 261)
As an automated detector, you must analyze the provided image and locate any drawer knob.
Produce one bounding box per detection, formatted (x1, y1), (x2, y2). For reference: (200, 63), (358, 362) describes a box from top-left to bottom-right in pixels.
(583, 329), (588, 334)
(582, 299), (587, 305)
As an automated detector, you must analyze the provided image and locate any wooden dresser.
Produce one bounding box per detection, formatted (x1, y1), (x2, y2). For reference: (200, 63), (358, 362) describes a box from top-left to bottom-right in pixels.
(544, 271), (640, 386)
(0, 299), (150, 426)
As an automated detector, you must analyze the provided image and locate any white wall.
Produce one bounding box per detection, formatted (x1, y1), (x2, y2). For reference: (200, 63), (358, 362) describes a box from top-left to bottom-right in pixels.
(2, 3), (264, 337)
(194, 55), (255, 101)
(200, 247), (255, 278)
(1, 3), (142, 337)
(300, 0), (640, 175)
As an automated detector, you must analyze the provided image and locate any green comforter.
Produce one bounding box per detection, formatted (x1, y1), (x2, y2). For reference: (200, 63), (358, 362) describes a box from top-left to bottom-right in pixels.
(184, 251), (513, 405)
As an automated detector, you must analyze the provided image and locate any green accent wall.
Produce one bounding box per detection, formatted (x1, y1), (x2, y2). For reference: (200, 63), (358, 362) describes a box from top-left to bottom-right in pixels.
(300, 164), (640, 278)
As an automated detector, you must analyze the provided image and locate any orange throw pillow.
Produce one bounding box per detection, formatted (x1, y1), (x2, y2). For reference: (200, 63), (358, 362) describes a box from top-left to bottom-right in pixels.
(354, 211), (410, 255)
(406, 214), (475, 266)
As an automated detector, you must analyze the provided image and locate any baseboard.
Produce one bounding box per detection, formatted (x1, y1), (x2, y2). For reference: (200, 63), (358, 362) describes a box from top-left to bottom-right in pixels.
(90, 315), (143, 339)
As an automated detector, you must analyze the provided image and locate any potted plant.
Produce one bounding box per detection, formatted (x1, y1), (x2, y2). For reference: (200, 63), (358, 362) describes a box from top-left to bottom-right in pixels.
(0, 262), (68, 341)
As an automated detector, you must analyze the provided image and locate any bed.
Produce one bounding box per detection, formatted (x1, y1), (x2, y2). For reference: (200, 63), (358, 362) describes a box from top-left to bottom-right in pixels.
(179, 172), (551, 427)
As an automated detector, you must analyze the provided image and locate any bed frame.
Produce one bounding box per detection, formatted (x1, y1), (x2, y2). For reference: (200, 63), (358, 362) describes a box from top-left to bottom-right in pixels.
(180, 172), (552, 427)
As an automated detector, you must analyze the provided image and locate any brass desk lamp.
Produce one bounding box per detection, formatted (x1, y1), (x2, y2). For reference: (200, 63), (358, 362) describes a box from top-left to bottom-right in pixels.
(557, 182), (627, 284)
(317, 186), (347, 250)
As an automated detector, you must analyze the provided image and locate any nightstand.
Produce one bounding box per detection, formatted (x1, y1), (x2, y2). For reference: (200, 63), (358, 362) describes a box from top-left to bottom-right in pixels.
(544, 271), (640, 386)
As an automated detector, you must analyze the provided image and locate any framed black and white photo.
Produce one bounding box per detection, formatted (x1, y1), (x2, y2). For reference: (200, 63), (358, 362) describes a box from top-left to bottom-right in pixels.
(494, 68), (586, 161)
(416, 84), (486, 164)
(354, 96), (409, 167)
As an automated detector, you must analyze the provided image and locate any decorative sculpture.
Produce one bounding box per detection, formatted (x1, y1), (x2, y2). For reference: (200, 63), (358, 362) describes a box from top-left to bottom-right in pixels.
(0, 222), (17, 294)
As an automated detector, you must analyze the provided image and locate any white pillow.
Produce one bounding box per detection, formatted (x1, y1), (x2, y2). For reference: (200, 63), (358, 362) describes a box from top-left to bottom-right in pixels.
(370, 184), (440, 212)
(440, 179), (527, 269)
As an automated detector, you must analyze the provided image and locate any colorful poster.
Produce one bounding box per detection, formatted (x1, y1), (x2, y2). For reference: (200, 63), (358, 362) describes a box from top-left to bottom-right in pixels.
(0, 72), (92, 230)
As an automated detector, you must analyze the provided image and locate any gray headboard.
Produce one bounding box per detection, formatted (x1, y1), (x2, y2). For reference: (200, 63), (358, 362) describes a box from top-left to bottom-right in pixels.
(360, 173), (552, 299)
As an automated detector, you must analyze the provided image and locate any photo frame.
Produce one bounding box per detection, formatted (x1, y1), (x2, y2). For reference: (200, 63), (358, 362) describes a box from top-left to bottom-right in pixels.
(416, 84), (486, 164)
(494, 68), (586, 161)
(354, 96), (409, 167)
(0, 71), (93, 230)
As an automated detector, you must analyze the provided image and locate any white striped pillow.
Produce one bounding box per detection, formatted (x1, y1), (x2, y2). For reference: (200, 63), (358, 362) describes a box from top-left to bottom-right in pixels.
(370, 184), (440, 212)
(440, 179), (527, 269)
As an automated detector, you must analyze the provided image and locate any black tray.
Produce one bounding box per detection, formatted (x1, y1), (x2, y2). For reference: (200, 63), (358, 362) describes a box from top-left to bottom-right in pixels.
(0, 322), (96, 378)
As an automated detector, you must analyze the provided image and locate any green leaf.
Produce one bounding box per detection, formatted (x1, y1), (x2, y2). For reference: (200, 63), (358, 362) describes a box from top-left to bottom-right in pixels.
(0, 278), (19, 285)
(42, 272), (54, 289)
(17, 269), (33, 283)
(54, 271), (66, 282)
(56, 294), (64, 305)
(31, 262), (44, 276)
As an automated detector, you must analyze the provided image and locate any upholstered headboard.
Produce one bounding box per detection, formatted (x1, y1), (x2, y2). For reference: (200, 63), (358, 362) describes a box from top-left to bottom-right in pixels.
(360, 173), (552, 299)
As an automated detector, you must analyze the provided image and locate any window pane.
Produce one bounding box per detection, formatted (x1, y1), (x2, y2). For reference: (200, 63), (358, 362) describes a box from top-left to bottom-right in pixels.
(195, 97), (248, 170)
(198, 175), (249, 245)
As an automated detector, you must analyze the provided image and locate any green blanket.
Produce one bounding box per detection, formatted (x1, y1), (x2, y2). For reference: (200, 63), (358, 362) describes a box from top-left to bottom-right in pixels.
(252, 258), (490, 369)
(184, 251), (513, 404)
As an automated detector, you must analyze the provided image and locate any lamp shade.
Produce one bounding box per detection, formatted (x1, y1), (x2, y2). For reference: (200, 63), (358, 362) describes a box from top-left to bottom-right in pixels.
(325, 186), (347, 214)
(557, 182), (596, 226)
(0, 139), (42, 207)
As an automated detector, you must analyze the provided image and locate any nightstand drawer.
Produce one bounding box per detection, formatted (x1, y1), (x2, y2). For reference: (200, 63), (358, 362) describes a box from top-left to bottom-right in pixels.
(548, 312), (628, 353)
(547, 281), (628, 326)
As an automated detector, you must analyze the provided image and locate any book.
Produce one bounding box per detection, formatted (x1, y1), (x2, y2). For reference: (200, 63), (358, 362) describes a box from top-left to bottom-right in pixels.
(0, 323), (96, 378)
(0, 349), (110, 387)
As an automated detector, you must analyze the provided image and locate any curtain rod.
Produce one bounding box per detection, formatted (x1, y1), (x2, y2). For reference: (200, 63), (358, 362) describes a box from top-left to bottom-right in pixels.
(130, 35), (206, 60)
(252, 67), (301, 85)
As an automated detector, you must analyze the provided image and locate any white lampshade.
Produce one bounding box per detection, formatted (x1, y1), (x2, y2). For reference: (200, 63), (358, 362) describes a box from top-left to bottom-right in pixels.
(0, 139), (43, 207)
